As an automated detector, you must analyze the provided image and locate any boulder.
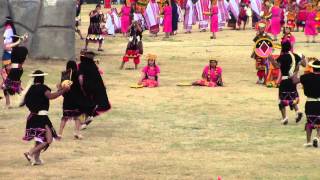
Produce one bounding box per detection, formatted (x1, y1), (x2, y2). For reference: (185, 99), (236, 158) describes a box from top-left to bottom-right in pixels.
(8, 0), (41, 32)
(31, 27), (75, 60)
(38, 0), (76, 27)
(0, 1), (10, 26)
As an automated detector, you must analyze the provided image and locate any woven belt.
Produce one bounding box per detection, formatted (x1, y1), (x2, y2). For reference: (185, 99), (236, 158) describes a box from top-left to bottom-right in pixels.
(38, 110), (48, 116)
(11, 63), (22, 68)
(307, 98), (320, 102)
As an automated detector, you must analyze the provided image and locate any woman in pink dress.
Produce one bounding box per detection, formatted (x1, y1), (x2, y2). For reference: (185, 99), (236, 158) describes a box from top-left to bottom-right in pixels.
(163, 1), (173, 38)
(304, 4), (318, 43)
(270, 0), (282, 41)
(210, 0), (219, 39)
(192, 60), (223, 87)
(121, 1), (131, 36)
(138, 54), (160, 88)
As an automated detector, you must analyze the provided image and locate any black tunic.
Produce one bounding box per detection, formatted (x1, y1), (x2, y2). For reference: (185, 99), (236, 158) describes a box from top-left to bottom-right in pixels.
(87, 12), (104, 35)
(62, 70), (85, 117)
(301, 73), (320, 116)
(23, 84), (58, 141)
(25, 84), (50, 113)
(79, 57), (111, 116)
(7, 46), (28, 81)
(277, 53), (301, 92)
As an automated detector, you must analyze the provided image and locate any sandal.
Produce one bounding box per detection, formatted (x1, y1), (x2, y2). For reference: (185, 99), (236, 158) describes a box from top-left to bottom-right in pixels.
(31, 159), (43, 166)
(24, 152), (32, 163)
(295, 112), (303, 123)
(74, 134), (83, 140)
(313, 137), (319, 148)
(281, 117), (288, 125)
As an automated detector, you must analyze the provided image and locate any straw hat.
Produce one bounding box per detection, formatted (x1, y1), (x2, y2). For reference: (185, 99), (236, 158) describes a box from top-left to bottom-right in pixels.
(29, 70), (48, 77)
(308, 58), (320, 69)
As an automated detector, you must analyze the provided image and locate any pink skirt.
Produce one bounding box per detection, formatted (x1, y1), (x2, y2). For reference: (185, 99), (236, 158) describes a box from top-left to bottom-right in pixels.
(121, 16), (130, 33)
(142, 79), (158, 87)
(196, 79), (217, 87)
(305, 21), (318, 36)
(163, 15), (173, 33)
(211, 15), (218, 33)
(270, 17), (281, 35)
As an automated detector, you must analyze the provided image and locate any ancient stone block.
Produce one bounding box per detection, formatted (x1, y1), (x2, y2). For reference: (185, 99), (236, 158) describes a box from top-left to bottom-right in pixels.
(0, 0), (10, 26)
(39, 0), (76, 27)
(31, 27), (75, 60)
(8, 0), (41, 32)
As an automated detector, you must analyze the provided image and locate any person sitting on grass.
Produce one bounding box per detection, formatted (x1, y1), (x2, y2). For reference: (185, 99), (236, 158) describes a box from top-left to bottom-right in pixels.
(138, 54), (160, 88)
(192, 59), (223, 87)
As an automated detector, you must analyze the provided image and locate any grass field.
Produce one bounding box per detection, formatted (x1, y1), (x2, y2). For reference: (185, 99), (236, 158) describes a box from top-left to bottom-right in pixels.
(1, 4), (320, 179)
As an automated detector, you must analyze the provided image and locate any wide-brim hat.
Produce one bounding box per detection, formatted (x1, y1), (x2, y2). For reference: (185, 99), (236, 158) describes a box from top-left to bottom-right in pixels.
(308, 59), (320, 69)
(6, 16), (12, 21)
(29, 70), (48, 77)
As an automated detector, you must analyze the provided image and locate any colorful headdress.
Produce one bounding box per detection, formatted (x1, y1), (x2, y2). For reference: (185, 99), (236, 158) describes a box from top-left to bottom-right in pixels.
(306, 3), (313, 11)
(146, 54), (157, 61)
(274, 0), (281, 6)
(258, 22), (267, 28)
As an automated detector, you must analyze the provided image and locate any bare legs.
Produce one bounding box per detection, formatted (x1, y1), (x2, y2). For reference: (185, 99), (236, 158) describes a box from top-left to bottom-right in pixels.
(58, 117), (82, 139)
(306, 36), (316, 43)
(279, 104), (302, 125)
(273, 35), (278, 41)
(24, 125), (52, 165)
(84, 40), (103, 51)
(76, 29), (84, 40)
(4, 91), (10, 107)
(210, 32), (216, 39)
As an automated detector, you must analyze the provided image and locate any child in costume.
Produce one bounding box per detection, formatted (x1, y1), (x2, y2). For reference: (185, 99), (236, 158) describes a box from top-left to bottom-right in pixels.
(120, 21), (143, 70)
(138, 54), (160, 88)
(192, 59), (223, 87)
(252, 22), (272, 84)
(281, 26), (296, 52)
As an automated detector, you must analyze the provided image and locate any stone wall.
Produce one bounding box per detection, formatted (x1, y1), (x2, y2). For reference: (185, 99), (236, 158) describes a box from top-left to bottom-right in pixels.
(0, 0), (76, 60)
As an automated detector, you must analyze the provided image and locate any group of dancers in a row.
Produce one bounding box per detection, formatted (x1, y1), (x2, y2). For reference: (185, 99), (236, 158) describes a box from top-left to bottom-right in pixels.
(252, 20), (320, 148)
(78, 0), (320, 53)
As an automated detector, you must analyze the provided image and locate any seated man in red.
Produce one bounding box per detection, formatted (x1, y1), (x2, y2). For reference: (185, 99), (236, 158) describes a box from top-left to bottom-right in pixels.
(192, 59), (223, 87)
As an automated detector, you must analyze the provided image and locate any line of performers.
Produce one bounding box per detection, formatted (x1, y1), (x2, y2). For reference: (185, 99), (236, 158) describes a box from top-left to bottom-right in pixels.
(79, 0), (320, 51)
(252, 20), (320, 148)
(255, 0), (320, 42)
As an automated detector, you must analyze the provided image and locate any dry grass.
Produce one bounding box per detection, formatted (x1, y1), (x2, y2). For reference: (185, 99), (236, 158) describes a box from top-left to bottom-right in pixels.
(0, 4), (320, 179)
